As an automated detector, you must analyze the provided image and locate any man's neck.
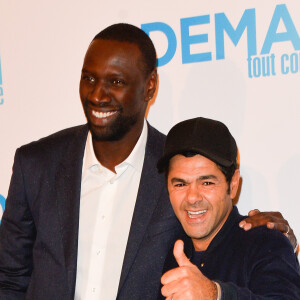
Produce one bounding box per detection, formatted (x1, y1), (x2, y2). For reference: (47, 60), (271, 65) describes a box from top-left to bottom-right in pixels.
(92, 121), (145, 173)
(192, 207), (233, 252)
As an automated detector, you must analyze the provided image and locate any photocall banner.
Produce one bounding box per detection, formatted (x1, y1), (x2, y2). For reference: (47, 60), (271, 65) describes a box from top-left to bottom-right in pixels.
(0, 1), (299, 236)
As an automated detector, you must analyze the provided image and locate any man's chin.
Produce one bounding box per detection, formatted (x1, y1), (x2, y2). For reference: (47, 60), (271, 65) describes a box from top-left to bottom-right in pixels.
(183, 225), (209, 240)
(88, 123), (129, 142)
(90, 128), (123, 141)
(88, 114), (139, 142)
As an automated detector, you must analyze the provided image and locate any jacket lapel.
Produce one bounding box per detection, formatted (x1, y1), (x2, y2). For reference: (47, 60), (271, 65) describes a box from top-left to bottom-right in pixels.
(118, 124), (166, 291)
(54, 125), (88, 297)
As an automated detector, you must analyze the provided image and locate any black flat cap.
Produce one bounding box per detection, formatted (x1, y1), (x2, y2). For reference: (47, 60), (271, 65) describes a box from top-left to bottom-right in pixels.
(157, 117), (237, 172)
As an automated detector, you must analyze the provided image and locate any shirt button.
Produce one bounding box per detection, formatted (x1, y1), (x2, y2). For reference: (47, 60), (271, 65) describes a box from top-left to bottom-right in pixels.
(101, 215), (105, 220)
(97, 250), (101, 255)
(92, 287), (96, 292)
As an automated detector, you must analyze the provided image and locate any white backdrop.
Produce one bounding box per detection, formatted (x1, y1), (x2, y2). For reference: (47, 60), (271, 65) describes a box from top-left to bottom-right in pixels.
(0, 0), (299, 240)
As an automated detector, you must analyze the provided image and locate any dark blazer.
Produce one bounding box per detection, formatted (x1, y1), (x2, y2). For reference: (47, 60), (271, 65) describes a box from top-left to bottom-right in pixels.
(0, 123), (183, 300)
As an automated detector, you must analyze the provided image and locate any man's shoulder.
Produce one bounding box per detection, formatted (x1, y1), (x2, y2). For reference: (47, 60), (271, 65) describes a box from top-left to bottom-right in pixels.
(235, 221), (296, 262)
(17, 124), (88, 157)
(146, 122), (166, 154)
(219, 208), (296, 263)
(243, 223), (292, 246)
(228, 207), (291, 248)
(147, 123), (166, 140)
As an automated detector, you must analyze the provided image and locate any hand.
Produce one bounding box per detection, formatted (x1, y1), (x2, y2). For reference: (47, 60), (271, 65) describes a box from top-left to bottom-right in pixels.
(239, 209), (297, 249)
(161, 240), (217, 299)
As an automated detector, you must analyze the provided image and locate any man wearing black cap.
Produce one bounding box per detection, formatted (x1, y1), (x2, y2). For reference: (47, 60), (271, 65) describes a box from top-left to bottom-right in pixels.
(158, 117), (300, 299)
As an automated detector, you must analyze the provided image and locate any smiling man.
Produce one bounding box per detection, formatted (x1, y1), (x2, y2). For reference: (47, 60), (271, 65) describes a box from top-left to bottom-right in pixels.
(0, 24), (297, 300)
(157, 117), (300, 299)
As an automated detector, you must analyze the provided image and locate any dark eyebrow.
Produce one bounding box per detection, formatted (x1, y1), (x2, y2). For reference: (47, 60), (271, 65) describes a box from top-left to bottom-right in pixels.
(170, 177), (187, 184)
(198, 175), (217, 180)
(170, 175), (218, 184)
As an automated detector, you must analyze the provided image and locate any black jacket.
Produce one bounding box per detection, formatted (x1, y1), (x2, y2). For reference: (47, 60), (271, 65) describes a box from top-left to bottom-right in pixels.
(160, 206), (300, 299)
(0, 123), (184, 300)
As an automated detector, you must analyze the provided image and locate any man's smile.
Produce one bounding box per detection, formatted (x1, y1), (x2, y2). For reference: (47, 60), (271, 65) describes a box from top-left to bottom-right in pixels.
(91, 110), (118, 119)
(187, 209), (207, 219)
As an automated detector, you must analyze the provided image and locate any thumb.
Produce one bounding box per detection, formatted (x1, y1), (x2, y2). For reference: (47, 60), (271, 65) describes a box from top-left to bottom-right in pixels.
(173, 240), (191, 267)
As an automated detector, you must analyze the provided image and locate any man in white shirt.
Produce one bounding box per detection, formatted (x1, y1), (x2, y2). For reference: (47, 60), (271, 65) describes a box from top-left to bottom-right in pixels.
(0, 23), (297, 300)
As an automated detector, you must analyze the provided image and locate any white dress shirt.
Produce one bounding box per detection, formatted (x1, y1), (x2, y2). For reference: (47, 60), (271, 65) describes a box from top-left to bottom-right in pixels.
(74, 121), (148, 300)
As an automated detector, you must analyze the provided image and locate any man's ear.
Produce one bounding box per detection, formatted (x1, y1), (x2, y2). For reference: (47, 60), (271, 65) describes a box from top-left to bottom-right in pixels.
(230, 169), (240, 199)
(145, 69), (157, 102)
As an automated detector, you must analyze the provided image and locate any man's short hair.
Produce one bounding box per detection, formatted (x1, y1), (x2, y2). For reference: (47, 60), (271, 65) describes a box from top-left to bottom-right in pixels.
(93, 23), (157, 77)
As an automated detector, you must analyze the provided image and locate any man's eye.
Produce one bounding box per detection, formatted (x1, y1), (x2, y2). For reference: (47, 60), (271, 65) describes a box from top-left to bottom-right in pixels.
(203, 181), (214, 186)
(112, 79), (125, 85)
(82, 75), (95, 83)
(174, 183), (185, 187)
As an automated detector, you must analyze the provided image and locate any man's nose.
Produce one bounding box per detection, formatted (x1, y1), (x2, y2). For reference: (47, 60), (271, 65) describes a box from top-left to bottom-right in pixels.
(186, 183), (202, 205)
(89, 83), (110, 104)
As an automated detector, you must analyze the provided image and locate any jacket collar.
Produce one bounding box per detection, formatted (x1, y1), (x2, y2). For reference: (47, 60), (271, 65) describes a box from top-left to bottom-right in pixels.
(117, 122), (166, 292)
(54, 124), (89, 297)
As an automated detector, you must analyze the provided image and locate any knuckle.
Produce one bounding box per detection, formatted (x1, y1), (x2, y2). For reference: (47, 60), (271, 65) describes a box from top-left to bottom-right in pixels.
(272, 211), (283, 218)
(161, 286), (167, 296)
(179, 267), (188, 277)
(184, 290), (193, 298)
(181, 277), (190, 288)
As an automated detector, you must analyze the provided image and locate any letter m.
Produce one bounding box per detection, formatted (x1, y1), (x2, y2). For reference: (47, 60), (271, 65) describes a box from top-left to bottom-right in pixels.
(215, 9), (257, 60)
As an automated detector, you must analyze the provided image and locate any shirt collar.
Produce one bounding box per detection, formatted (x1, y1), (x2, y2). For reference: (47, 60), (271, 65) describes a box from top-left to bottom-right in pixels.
(82, 119), (148, 175)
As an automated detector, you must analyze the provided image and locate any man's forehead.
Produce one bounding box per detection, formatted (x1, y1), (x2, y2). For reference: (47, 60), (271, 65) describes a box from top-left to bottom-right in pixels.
(169, 154), (219, 172)
(86, 39), (142, 57)
(82, 39), (145, 73)
(167, 154), (226, 184)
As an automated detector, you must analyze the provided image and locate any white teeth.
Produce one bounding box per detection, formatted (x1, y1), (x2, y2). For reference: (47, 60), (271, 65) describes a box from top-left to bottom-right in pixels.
(187, 210), (207, 218)
(92, 110), (117, 118)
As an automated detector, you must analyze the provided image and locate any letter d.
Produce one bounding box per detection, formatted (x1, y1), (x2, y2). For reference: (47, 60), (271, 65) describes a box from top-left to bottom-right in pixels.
(141, 22), (177, 66)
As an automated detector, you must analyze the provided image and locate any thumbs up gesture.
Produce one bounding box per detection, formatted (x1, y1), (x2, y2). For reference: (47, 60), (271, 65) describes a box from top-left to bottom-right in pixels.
(161, 240), (218, 300)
